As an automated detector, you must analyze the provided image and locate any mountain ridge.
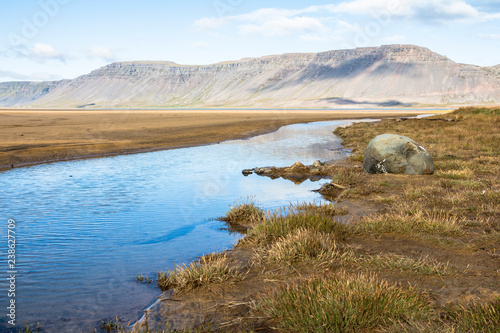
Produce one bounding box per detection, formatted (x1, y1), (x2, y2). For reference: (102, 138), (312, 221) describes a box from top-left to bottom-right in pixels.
(1, 45), (499, 108)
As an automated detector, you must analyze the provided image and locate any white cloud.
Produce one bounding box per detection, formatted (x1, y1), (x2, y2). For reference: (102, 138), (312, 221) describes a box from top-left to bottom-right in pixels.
(5, 43), (117, 65)
(194, 7), (335, 41)
(193, 0), (500, 41)
(89, 46), (116, 61)
(32, 43), (60, 58)
(324, 0), (499, 23)
(190, 0), (500, 51)
(5, 43), (70, 63)
(30, 43), (69, 62)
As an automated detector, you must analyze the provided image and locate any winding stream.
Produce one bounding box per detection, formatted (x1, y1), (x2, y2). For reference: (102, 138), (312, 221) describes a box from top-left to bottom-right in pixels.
(0, 119), (372, 332)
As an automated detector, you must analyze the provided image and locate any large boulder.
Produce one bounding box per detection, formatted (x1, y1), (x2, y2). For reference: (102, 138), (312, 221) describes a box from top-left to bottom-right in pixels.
(363, 134), (434, 175)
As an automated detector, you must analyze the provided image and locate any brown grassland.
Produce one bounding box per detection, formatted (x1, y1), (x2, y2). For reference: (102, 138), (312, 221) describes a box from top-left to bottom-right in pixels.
(126, 107), (500, 333)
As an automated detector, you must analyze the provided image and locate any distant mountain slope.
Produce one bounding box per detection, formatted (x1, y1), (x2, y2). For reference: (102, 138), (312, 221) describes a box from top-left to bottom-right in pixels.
(0, 80), (67, 107)
(1, 45), (499, 108)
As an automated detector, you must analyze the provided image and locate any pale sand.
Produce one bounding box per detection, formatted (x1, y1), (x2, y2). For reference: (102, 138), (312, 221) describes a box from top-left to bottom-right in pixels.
(0, 109), (449, 170)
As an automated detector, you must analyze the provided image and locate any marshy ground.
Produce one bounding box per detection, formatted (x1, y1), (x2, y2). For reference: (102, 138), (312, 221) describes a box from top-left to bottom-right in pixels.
(124, 107), (500, 333)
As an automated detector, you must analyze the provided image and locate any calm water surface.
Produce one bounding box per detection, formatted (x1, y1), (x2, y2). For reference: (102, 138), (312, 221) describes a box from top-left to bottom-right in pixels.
(0, 120), (371, 332)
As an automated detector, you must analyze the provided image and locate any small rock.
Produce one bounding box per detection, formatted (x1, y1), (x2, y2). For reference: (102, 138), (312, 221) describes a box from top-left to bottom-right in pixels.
(242, 169), (253, 176)
(254, 167), (274, 175)
(290, 161), (307, 172)
(310, 168), (321, 175)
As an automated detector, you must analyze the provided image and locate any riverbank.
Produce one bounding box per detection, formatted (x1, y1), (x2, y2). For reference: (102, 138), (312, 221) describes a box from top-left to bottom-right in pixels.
(130, 107), (499, 332)
(0, 108), (446, 171)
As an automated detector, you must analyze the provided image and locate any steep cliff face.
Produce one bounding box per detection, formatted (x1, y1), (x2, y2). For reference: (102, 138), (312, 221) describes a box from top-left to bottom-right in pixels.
(1, 45), (498, 108)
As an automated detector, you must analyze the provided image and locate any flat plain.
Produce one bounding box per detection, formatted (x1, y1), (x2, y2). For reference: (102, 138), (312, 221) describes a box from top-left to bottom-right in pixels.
(0, 108), (442, 170)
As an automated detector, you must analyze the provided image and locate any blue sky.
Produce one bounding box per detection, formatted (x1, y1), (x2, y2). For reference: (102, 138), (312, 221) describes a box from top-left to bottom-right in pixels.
(1, 0), (499, 82)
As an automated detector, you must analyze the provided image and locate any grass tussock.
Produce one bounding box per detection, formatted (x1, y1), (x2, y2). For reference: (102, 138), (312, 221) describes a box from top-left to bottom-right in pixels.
(220, 198), (264, 225)
(257, 271), (435, 333)
(254, 228), (343, 267)
(388, 298), (500, 333)
(230, 203), (351, 272)
(446, 297), (500, 333)
(245, 209), (348, 246)
(157, 253), (242, 291)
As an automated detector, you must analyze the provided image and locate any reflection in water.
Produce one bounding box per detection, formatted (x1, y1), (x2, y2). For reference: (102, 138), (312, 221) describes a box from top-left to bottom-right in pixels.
(0, 119), (372, 332)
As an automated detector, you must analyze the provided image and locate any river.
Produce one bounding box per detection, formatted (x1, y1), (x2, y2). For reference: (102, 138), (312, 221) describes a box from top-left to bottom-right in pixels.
(0, 119), (372, 332)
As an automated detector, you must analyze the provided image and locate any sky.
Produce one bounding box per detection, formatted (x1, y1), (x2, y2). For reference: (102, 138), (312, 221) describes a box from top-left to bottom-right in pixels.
(0, 0), (499, 82)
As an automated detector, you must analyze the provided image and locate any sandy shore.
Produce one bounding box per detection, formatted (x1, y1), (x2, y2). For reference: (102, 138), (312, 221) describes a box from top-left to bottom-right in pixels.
(0, 108), (447, 170)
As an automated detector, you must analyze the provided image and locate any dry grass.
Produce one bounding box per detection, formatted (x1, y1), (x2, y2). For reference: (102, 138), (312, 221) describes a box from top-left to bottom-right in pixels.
(384, 297), (500, 333)
(253, 228), (343, 267)
(350, 211), (464, 237)
(219, 198), (265, 233)
(294, 201), (348, 216)
(446, 297), (500, 332)
(157, 253), (243, 292)
(228, 202), (351, 271)
(327, 165), (365, 186)
(334, 107), (500, 169)
(244, 209), (348, 246)
(333, 107), (499, 250)
(257, 271), (435, 333)
(436, 168), (475, 180)
(220, 198), (264, 223)
(246, 108), (498, 333)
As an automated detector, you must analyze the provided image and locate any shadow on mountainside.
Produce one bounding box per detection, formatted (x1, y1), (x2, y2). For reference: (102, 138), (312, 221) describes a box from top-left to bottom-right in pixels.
(320, 97), (414, 107)
(255, 56), (420, 95)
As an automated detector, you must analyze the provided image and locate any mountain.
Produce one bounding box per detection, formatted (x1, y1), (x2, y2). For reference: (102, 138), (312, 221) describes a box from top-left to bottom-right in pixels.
(1, 45), (499, 108)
